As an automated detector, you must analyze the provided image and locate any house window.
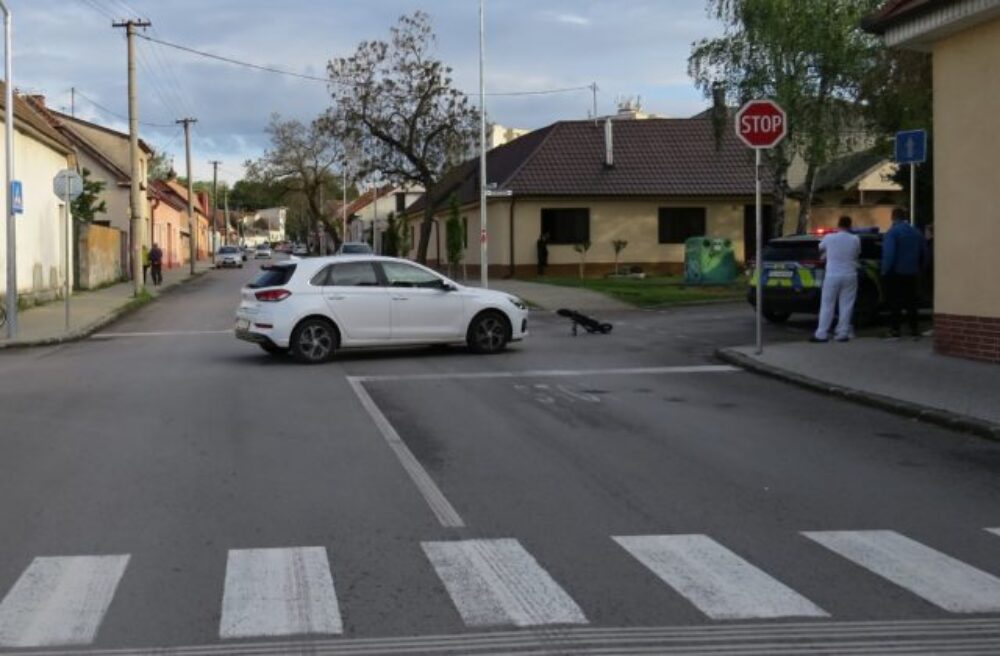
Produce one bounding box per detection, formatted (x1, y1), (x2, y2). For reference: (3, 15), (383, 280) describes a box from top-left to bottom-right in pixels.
(658, 207), (706, 243)
(395, 192), (407, 213)
(541, 208), (590, 244)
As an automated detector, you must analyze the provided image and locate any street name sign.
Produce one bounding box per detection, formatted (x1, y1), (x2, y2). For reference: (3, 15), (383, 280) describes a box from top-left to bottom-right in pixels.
(53, 169), (84, 202)
(735, 100), (788, 149)
(895, 129), (927, 165)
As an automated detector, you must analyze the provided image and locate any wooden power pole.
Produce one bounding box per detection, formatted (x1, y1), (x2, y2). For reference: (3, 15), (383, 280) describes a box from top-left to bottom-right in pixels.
(112, 18), (151, 295)
(176, 117), (197, 274)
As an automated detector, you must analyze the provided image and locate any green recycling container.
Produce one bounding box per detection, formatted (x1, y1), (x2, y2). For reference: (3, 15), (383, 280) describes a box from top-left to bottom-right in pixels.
(684, 237), (738, 284)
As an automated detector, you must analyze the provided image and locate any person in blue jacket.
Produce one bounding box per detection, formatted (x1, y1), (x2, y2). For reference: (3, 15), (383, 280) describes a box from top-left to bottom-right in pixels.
(881, 208), (927, 339)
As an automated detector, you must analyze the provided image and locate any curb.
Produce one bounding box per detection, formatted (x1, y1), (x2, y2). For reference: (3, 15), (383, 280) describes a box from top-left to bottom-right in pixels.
(716, 347), (1000, 442)
(0, 271), (208, 350)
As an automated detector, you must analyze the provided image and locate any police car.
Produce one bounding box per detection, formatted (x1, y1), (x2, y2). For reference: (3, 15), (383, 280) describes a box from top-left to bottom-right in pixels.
(748, 228), (884, 325)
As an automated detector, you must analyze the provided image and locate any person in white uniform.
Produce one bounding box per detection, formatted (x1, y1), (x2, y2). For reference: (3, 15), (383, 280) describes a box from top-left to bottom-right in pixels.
(811, 215), (861, 343)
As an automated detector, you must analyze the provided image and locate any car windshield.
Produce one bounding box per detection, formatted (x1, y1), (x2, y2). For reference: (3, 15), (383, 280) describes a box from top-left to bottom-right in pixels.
(247, 264), (295, 288)
(341, 243), (372, 254)
(219, 247), (238, 254)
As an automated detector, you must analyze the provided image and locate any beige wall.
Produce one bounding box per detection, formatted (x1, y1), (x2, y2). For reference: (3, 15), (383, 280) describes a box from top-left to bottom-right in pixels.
(77, 223), (125, 289)
(411, 196), (799, 272)
(933, 17), (1000, 319)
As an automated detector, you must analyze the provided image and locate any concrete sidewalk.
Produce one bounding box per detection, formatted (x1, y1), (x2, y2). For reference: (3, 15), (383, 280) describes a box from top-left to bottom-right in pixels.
(0, 262), (212, 348)
(719, 338), (1000, 439)
(474, 278), (633, 312)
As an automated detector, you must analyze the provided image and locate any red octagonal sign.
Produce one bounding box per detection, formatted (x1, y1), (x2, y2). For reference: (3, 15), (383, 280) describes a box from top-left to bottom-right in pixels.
(735, 99), (787, 149)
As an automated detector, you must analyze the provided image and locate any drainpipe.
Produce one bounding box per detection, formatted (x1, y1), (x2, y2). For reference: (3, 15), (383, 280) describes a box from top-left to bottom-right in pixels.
(506, 196), (516, 278)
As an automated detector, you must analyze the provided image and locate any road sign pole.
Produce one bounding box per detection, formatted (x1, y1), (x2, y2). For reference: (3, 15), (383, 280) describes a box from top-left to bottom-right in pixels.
(64, 175), (70, 331)
(755, 148), (763, 355)
(910, 163), (916, 226)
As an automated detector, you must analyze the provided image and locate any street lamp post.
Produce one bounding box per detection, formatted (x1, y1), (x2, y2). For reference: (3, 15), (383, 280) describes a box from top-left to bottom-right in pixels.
(2, 1), (16, 338)
(478, 0), (488, 288)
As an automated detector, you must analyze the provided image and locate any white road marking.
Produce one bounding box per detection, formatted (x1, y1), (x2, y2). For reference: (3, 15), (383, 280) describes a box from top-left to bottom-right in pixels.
(614, 535), (828, 620)
(219, 547), (342, 639)
(804, 530), (1000, 613)
(422, 539), (588, 628)
(91, 330), (230, 338)
(557, 385), (601, 403)
(986, 528), (1000, 539)
(347, 378), (465, 528)
(352, 365), (738, 383)
(0, 554), (130, 647)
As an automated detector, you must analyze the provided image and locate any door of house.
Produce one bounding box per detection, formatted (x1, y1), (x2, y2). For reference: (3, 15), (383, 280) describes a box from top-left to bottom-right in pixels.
(743, 204), (774, 262)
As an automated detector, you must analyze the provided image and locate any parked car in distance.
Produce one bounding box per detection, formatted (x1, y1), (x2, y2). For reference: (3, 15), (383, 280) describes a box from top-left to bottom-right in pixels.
(234, 255), (529, 363)
(335, 241), (373, 255)
(241, 245), (254, 261)
(255, 244), (273, 259)
(215, 245), (243, 268)
(292, 244), (309, 256)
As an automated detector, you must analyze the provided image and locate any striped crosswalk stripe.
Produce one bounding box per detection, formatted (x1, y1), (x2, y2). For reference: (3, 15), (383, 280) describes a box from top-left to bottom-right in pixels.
(422, 538), (588, 627)
(0, 554), (129, 647)
(219, 547), (342, 639)
(613, 534), (828, 620)
(804, 530), (1000, 613)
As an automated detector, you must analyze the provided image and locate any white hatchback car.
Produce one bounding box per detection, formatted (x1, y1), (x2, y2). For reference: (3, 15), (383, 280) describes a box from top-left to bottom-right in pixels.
(234, 256), (529, 363)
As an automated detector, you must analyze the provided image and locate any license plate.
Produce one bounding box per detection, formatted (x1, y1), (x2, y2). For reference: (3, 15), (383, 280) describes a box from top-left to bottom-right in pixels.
(767, 270), (793, 279)
(236, 318), (250, 331)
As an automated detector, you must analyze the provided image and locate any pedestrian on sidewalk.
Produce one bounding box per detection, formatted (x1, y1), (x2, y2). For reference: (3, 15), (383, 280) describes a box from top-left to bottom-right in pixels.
(141, 244), (150, 285)
(536, 232), (550, 276)
(149, 243), (163, 286)
(811, 215), (860, 343)
(882, 208), (927, 339)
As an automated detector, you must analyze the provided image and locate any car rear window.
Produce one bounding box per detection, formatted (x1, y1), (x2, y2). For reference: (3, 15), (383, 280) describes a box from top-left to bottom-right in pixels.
(247, 264), (296, 288)
(762, 239), (820, 262)
(219, 246), (238, 253)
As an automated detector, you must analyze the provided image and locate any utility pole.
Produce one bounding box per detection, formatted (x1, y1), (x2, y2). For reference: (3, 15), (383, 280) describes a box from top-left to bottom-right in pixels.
(210, 159), (220, 255)
(70, 86), (75, 118)
(176, 117), (197, 274)
(342, 167), (348, 245)
(113, 18), (151, 296)
(590, 82), (598, 120)
(2, 0), (17, 338)
(223, 186), (229, 246)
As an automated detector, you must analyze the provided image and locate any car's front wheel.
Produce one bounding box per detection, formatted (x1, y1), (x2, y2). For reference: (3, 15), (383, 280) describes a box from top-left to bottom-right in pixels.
(290, 318), (338, 364)
(763, 309), (791, 323)
(467, 311), (510, 354)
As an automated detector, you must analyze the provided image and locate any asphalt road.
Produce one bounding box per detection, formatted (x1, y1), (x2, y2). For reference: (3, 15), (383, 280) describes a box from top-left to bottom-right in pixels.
(1, 261), (999, 655)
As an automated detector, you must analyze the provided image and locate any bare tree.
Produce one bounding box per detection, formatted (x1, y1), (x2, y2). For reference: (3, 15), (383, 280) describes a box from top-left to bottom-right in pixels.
(246, 114), (344, 243)
(325, 11), (478, 263)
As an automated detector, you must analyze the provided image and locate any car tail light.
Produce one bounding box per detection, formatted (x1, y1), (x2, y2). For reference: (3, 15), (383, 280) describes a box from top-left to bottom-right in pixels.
(255, 289), (291, 302)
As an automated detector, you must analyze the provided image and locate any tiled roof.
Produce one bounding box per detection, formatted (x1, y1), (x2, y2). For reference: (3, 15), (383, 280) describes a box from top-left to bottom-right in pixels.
(862, 0), (952, 33)
(1, 83), (74, 154)
(409, 117), (765, 215)
(807, 149), (889, 193)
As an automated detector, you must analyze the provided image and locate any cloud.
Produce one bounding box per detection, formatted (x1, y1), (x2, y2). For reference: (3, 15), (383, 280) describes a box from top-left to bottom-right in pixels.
(552, 13), (591, 26)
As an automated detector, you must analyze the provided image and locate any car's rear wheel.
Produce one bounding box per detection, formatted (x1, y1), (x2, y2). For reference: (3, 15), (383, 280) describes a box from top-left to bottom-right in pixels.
(467, 311), (510, 354)
(290, 318), (338, 364)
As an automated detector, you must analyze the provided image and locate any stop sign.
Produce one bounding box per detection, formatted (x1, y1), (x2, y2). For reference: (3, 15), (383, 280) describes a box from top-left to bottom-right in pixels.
(735, 99), (787, 149)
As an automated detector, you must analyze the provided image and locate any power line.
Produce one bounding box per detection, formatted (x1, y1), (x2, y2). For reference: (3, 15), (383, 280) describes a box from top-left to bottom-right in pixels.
(73, 89), (174, 128)
(136, 32), (594, 97)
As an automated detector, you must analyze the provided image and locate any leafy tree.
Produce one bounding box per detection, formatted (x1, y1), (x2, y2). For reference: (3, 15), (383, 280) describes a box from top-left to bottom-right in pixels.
(246, 114), (344, 243)
(325, 11), (479, 264)
(148, 150), (173, 181)
(445, 194), (464, 278)
(70, 167), (107, 223)
(382, 211), (411, 257)
(689, 0), (881, 235)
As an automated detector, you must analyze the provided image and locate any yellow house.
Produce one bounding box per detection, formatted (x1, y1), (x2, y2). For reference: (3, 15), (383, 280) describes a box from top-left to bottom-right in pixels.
(406, 118), (797, 278)
(866, 0), (1000, 363)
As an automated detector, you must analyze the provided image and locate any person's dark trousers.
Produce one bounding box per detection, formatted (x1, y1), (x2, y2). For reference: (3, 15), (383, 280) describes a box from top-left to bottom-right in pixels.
(142, 265), (149, 284)
(151, 264), (162, 286)
(886, 273), (919, 336)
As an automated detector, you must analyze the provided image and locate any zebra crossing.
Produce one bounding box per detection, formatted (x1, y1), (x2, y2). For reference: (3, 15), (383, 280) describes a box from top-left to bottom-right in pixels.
(2, 529), (1000, 650)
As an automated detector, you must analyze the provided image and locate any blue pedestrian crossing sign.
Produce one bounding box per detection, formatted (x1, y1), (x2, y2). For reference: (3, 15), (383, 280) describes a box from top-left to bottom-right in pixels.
(895, 129), (927, 165)
(11, 180), (23, 214)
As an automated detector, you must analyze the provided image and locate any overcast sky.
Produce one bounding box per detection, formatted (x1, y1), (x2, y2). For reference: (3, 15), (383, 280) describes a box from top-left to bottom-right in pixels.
(16, 0), (721, 182)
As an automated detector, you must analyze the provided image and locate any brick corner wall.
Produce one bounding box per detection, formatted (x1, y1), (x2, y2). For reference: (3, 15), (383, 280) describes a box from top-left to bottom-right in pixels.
(934, 313), (1000, 364)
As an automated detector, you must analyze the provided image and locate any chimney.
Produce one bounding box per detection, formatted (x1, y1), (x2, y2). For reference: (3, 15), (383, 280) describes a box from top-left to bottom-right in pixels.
(28, 94), (45, 107)
(712, 82), (726, 114)
(604, 118), (614, 168)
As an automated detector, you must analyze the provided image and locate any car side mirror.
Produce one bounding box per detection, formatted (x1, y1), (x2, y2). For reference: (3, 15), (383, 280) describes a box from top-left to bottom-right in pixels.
(439, 280), (458, 292)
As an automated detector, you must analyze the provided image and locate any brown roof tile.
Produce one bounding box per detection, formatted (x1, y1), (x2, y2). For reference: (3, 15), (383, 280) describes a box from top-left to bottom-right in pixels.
(1, 82), (74, 154)
(410, 117), (764, 215)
